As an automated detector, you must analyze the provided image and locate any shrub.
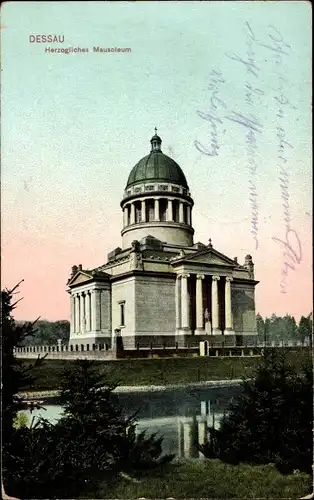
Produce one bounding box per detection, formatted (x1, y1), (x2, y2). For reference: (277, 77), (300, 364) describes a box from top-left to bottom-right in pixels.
(200, 349), (313, 474)
(4, 360), (174, 498)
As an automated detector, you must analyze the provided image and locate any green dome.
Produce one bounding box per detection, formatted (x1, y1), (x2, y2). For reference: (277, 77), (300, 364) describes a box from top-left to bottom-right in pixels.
(126, 151), (188, 188)
(126, 133), (188, 189)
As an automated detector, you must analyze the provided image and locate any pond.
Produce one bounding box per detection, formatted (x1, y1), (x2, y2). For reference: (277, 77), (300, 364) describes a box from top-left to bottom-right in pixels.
(25, 384), (243, 458)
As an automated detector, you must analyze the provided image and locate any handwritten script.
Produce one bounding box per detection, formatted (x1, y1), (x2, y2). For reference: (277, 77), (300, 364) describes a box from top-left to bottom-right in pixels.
(195, 22), (301, 293)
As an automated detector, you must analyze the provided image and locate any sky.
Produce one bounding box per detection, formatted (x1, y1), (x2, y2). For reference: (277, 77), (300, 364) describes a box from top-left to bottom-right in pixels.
(1, 1), (312, 322)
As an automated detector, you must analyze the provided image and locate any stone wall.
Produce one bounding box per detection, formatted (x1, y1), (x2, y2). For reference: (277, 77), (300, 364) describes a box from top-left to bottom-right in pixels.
(232, 284), (257, 334)
(100, 287), (111, 333)
(122, 222), (194, 249)
(135, 275), (176, 336)
(111, 277), (136, 347)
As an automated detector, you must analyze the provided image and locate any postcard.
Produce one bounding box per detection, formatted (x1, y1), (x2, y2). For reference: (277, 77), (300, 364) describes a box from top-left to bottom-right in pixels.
(1, 1), (312, 499)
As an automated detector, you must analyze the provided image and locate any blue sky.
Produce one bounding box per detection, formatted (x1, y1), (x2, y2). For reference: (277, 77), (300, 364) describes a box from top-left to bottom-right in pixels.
(1, 1), (312, 320)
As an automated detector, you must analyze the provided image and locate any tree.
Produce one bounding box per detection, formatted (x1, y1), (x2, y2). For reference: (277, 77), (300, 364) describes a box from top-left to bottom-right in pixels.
(283, 314), (298, 342)
(256, 313), (264, 335)
(1, 283), (43, 448)
(256, 313), (264, 344)
(199, 349), (313, 474)
(256, 314), (271, 346)
(2, 283), (45, 499)
(3, 354), (174, 498)
(298, 315), (313, 345)
(263, 314), (299, 344)
(19, 319), (70, 346)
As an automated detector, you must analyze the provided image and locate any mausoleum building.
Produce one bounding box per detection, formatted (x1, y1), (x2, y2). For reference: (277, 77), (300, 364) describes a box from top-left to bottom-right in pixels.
(67, 132), (258, 350)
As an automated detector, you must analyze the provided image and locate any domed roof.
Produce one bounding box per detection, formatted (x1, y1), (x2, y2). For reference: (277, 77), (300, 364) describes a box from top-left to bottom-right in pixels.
(126, 132), (188, 189)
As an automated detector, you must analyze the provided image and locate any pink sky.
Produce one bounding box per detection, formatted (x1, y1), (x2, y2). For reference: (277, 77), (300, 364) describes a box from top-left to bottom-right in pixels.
(1, 1), (312, 323)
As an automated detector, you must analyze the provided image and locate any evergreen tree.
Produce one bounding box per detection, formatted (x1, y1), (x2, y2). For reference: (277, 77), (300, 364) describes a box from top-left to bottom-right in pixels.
(199, 349), (313, 474)
(298, 315), (313, 345)
(1, 283), (42, 449)
(2, 285), (173, 498)
(18, 319), (70, 346)
(256, 313), (264, 344)
(5, 360), (174, 498)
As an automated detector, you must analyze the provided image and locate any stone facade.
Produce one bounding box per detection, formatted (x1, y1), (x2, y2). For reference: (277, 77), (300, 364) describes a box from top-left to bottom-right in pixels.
(67, 133), (259, 349)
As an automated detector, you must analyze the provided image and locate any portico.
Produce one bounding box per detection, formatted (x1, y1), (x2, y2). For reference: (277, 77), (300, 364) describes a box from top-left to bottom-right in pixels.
(175, 272), (235, 336)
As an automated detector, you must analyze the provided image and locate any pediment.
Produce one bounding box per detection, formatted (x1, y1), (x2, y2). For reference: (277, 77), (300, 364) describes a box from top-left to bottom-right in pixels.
(67, 270), (110, 287)
(68, 271), (93, 286)
(172, 248), (237, 268)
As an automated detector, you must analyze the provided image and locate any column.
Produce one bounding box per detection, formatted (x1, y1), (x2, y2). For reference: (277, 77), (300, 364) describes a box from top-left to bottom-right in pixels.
(75, 294), (80, 333)
(195, 274), (205, 334)
(80, 293), (86, 333)
(181, 272), (190, 330)
(187, 205), (191, 225)
(224, 277), (235, 334)
(100, 289), (108, 331)
(123, 207), (128, 227)
(154, 198), (160, 221)
(211, 276), (221, 334)
(91, 290), (96, 331)
(130, 203), (135, 224)
(95, 289), (101, 330)
(71, 295), (75, 333)
(175, 274), (181, 329)
(179, 201), (184, 223)
(141, 200), (146, 222)
(167, 199), (173, 221)
(85, 291), (91, 331)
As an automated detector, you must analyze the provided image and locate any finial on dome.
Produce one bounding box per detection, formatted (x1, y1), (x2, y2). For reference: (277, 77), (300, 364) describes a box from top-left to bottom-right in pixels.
(150, 128), (162, 152)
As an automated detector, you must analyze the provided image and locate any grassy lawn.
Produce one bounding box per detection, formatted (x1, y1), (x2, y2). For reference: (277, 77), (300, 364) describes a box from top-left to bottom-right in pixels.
(95, 459), (312, 499)
(23, 357), (259, 391)
(23, 349), (311, 391)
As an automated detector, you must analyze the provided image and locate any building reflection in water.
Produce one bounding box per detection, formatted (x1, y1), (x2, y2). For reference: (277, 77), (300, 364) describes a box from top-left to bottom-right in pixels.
(137, 403), (224, 459)
(125, 386), (241, 459)
(28, 386), (241, 459)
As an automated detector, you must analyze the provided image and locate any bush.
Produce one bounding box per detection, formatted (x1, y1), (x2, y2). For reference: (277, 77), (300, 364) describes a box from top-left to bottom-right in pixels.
(4, 360), (174, 498)
(200, 349), (313, 474)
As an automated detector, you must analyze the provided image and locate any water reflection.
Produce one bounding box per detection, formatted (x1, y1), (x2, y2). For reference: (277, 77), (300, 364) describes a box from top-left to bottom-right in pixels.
(28, 385), (242, 459)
